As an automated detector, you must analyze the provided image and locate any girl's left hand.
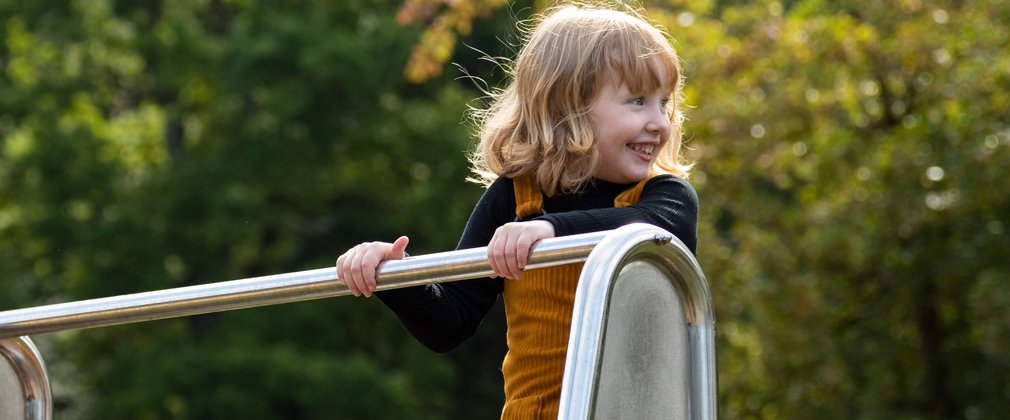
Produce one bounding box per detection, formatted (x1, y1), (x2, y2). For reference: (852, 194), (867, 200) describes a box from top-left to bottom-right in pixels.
(487, 220), (555, 280)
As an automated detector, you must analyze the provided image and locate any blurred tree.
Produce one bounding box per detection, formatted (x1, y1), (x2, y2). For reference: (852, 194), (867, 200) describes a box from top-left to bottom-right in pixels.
(396, 0), (511, 83)
(0, 0), (518, 418)
(668, 0), (1010, 418)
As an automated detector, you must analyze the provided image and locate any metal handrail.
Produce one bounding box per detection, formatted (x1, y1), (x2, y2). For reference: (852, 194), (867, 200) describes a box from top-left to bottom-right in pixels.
(559, 223), (716, 419)
(0, 231), (606, 339)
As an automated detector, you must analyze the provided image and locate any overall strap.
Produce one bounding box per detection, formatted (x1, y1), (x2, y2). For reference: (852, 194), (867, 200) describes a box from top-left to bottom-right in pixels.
(613, 177), (652, 208)
(513, 174), (544, 220)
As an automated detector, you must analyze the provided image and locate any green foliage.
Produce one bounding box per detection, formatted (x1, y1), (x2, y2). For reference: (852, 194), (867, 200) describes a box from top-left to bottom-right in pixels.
(661, 0), (1010, 418)
(1, 0), (497, 418)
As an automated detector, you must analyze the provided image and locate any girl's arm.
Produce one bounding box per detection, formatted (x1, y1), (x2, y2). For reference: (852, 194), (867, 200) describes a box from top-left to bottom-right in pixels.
(537, 175), (699, 254)
(374, 178), (514, 352)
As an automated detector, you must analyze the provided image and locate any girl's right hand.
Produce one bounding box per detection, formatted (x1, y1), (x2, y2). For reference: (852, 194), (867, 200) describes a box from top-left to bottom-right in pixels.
(336, 236), (410, 297)
(487, 220), (555, 280)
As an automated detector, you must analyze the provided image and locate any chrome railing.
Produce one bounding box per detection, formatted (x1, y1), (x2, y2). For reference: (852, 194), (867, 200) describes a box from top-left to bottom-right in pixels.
(0, 224), (715, 419)
(0, 337), (50, 420)
(559, 224), (716, 419)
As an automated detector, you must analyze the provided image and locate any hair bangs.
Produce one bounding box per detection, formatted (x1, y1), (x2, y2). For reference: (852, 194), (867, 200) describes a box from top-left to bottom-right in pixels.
(601, 22), (680, 95)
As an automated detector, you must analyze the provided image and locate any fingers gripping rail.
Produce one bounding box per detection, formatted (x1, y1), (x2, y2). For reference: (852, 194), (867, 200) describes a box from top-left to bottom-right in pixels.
(0, 224), (715, 420)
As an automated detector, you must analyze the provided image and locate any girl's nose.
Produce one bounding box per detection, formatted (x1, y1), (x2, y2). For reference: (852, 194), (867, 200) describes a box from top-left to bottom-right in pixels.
(646, 108), (671, 134)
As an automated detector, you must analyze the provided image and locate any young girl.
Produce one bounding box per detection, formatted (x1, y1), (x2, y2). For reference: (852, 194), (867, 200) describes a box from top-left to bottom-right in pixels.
(336, 4), (697, 418)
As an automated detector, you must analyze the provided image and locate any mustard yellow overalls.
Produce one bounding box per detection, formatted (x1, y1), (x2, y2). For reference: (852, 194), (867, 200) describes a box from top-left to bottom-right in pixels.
(500, 174), (650, 419)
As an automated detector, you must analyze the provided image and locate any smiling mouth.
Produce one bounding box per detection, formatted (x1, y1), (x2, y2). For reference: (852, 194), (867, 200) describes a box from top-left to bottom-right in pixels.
(627, 144), (655, 156)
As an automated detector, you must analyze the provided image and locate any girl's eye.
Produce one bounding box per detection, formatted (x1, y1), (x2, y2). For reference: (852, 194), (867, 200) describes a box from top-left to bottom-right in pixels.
(631, 97), (645, 106)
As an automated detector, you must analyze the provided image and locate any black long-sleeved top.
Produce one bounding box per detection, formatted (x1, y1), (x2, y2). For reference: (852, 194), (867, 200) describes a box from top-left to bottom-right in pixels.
(376, 174), (698, 352)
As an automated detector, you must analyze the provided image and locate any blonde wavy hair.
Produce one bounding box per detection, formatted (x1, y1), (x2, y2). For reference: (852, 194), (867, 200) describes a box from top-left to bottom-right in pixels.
(468, 3), (690, 196)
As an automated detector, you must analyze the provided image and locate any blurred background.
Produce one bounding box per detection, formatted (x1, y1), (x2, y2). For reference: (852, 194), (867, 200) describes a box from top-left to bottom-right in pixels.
(1, 0), (1007, 418)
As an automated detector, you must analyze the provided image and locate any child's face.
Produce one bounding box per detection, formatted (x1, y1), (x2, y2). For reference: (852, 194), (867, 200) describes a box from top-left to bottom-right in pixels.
(589, 78), (672, 184)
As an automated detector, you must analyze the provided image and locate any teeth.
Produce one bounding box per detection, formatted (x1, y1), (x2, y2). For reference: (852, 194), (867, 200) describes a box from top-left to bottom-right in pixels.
(628, 144), (654, 155)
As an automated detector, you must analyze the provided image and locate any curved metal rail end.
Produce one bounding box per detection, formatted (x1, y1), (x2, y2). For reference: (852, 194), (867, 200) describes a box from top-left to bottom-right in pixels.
(559, 223), (716, 420)
(0, 336), (52, 420)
